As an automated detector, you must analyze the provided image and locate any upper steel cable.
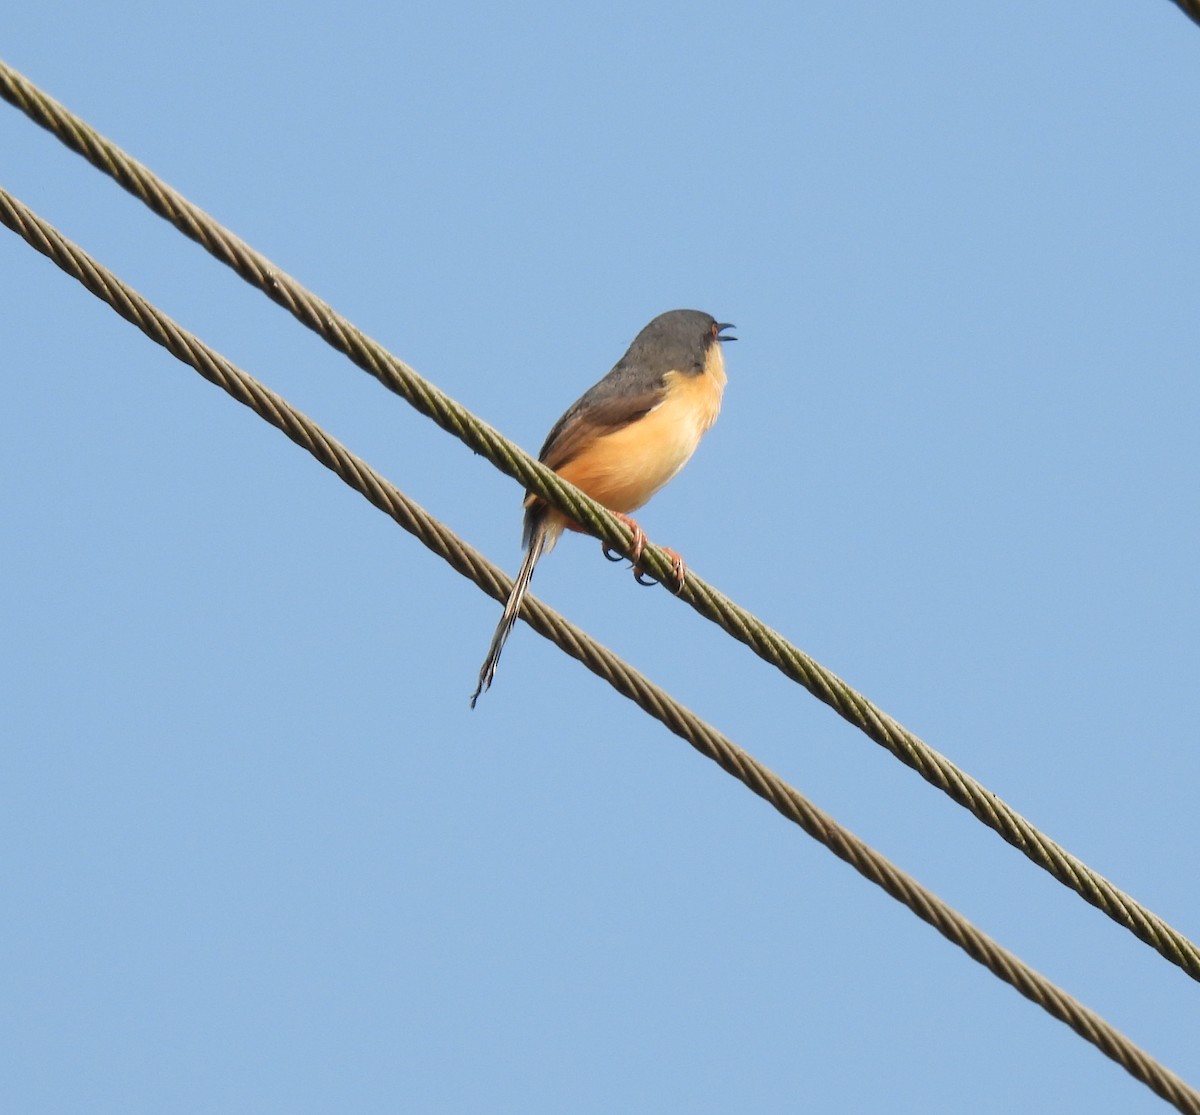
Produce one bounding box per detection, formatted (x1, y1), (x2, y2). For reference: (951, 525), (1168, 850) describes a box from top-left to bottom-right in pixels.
(1171, 0), (1200, 29)
(1, 58), (1197, 985)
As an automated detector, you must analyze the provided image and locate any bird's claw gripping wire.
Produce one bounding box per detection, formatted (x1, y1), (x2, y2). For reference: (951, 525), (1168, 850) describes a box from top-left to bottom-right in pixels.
(601, 512), (647, 567)
(634, 547), (687, 593)
(601, 514), (686, 593)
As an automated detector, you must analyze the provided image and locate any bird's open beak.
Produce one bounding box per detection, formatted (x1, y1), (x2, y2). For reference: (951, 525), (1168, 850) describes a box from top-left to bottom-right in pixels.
(716, 323), (737, 342)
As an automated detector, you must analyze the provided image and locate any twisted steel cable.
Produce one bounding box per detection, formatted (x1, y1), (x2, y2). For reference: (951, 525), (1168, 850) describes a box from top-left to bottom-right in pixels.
(2, 59), (1198, 985)
(1171, 0), (1200, 28)
(2, 185), (1198, 1112)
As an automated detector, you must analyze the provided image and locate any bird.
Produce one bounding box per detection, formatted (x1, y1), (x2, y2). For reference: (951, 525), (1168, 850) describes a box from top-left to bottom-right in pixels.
(470, 308), (735, 706)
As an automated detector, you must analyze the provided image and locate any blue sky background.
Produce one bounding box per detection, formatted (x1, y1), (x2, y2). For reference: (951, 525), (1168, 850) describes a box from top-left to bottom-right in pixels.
(3, 3), (1199, 1112)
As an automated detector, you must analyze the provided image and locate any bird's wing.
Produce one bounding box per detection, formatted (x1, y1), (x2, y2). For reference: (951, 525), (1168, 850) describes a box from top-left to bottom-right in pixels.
(539, 388), (666, 472)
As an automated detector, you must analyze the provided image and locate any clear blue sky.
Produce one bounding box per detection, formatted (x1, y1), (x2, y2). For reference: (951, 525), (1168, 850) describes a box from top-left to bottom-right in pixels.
(3, 3), (1199, 1112)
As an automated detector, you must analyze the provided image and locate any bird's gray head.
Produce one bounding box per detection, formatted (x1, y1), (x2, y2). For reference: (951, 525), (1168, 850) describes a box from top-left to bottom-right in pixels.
(626, 309), (736, 376)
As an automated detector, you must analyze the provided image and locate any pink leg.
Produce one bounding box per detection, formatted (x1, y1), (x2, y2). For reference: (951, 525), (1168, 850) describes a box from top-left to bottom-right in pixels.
(600, 514), (685, 593)
(664, 547), (687, 593)
(634, 545), (687, 593)
(601, 512), (647, 565)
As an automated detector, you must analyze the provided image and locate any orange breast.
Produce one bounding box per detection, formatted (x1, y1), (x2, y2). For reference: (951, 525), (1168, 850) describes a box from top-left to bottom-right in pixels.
(554, 351), (726, 515)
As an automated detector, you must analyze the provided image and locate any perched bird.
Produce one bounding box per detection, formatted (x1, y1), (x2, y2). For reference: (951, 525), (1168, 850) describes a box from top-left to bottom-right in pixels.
(470, 308), (735, 706)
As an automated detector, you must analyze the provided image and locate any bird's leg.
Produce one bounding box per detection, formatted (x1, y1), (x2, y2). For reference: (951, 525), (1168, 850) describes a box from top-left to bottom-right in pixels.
(633, 546), (687, 594)
(601, 512), (646, 566)
(599, 514), (686, 593)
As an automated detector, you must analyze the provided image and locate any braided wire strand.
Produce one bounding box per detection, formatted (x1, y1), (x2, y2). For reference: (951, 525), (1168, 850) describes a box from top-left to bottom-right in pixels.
(1172, 0), (1200, 28)
(2, 185), (1198, 1113)
(2, 59), (1198, 983)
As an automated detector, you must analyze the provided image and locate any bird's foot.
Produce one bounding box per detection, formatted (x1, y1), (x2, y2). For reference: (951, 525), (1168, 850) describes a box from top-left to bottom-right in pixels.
(600, 515), (685, 592)
(633, 546), (687, 594)
(601, 513), (647, 566)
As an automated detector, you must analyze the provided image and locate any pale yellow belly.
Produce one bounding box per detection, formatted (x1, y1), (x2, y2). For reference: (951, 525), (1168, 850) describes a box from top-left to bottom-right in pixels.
(555, 366), (723, 514)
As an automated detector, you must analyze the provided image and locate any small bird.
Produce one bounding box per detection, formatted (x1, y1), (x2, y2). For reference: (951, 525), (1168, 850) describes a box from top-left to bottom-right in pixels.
(470, 308), (735, 706)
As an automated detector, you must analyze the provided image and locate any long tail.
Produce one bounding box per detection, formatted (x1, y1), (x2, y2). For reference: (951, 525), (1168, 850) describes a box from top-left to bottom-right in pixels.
(470, 524), (548, 707)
